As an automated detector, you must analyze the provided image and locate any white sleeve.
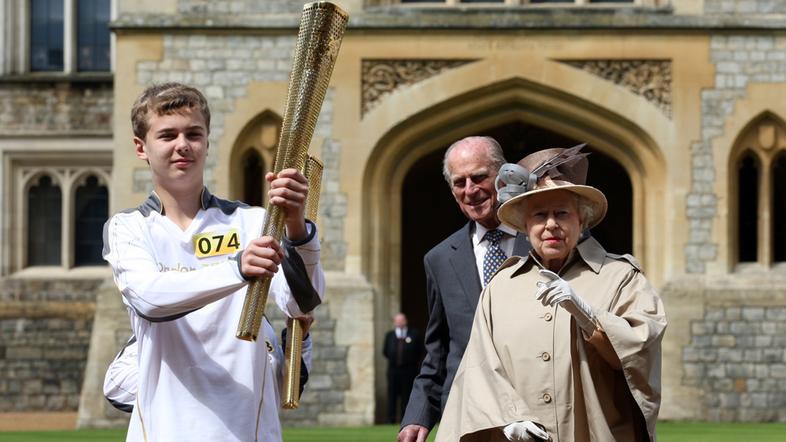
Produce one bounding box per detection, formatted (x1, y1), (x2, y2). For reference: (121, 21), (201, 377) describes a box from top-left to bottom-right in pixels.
(103, 337), (138, 410)
(274, 221), (326, 318)
(103, 215), (247, 320)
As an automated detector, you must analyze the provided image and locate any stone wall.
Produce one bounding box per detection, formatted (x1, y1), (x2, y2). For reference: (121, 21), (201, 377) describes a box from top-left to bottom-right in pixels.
(0, 317), (91, 411)
(177, 0), (310, 15)
(0, 279), (102, 412)
(267, 302), (351, 426)
(0, 81), (112, 135)
(686, 34), (786, 273)
(705, 0), (786, 14)
(260, 272), (375, 427)
(683, 305), (786, 421)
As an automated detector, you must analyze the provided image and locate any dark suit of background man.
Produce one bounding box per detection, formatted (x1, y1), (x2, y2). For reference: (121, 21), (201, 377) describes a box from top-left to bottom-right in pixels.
(398, 136), (532, 442)
(383, 313), (424, 424)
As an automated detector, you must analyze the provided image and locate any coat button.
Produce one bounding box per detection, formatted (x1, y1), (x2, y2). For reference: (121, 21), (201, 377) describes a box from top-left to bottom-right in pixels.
(542, 393), (552, 403)
(541, 352), (551, 361)
(544, 312), (553, 321)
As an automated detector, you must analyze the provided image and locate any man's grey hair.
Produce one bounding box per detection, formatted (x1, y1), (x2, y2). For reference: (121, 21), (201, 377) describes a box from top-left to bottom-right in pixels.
(442, 136), (506, 185)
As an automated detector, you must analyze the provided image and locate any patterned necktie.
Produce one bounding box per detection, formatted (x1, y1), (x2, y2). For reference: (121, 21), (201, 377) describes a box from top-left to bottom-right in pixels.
(482, 229), (508, 286)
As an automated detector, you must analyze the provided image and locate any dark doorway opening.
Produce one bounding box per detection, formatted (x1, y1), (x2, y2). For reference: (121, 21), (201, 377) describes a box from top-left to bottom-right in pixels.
(242, 149), (265, 207)
(400, 121), (633, 336)
(737, 152), (759, 263)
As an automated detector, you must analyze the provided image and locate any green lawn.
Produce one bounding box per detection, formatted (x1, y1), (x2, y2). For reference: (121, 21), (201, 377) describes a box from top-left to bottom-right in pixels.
(0, 422), (785, 441)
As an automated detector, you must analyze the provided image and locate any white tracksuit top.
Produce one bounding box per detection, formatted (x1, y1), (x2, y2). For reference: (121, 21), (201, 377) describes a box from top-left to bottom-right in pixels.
(102, 189), (325, 442)
(102, 319), (314, 418)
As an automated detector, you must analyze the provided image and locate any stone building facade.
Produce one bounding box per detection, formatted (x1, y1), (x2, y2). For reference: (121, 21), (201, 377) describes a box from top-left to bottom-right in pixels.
(1, 0), (786, 429)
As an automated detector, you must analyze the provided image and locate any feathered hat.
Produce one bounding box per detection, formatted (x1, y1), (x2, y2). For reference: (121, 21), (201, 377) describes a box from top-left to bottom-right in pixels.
(496, 144), (608, 232)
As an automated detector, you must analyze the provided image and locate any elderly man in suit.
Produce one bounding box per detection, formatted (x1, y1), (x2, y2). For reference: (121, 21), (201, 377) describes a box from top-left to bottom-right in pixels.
(398, 136), (532, 442)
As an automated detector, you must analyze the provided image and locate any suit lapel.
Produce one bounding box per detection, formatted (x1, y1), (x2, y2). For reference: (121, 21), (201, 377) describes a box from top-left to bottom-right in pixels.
(448, 222), (483, 308)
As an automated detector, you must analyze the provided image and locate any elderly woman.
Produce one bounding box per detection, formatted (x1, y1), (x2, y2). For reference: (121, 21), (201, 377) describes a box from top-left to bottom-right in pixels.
(435, 146), (667, 442)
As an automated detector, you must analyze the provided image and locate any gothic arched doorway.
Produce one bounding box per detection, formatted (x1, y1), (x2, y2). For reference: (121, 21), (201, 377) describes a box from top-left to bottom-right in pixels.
(400, 121), (633, 336)
(228, 111), (282, 205)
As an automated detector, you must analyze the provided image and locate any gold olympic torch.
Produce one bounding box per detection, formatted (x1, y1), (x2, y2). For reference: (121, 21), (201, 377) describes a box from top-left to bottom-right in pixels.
(283, 156), (323, 409)
(236, 2), (348, 341)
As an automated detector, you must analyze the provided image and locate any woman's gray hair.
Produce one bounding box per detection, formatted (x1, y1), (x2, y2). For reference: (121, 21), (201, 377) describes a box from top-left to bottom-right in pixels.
(442, 136), (505, 185)
(574, 194), (596, 230)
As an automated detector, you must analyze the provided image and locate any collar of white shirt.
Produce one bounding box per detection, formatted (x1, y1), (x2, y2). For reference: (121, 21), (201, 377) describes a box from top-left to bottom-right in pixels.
(473, 223), (517, 248)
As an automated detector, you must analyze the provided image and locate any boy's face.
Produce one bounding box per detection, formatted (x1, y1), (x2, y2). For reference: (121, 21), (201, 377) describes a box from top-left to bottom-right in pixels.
(134, 107), (208, 193)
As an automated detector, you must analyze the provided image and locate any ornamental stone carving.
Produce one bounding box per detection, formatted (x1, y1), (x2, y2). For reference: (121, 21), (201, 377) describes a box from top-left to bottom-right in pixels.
(361, 59), (476, 116)
(561, 60), (672, 118)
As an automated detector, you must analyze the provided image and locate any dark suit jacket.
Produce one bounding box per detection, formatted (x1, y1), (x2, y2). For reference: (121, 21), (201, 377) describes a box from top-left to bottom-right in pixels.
(383, 328), (424, 370)
(400, 221), (531, 430)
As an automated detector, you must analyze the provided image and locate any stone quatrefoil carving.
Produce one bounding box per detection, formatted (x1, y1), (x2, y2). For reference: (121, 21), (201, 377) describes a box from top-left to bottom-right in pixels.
(360, 58), (672, 118)
(361, 59), (476, 116)
(560, 59), (673, 118)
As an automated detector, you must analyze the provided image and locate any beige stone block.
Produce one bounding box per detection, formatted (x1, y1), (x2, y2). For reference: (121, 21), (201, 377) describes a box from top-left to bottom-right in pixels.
(77, 278), (133, 429)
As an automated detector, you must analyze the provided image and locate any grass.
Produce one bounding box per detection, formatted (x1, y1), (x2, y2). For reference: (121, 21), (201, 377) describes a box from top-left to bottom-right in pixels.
(658, 421), (786, 441)
(0, 422), (785, 441)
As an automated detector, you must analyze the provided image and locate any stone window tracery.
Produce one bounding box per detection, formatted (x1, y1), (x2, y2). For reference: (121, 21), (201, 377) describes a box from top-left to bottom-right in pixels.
(2, 0), (113, 75)
(731, 114), (786, 269)
(27, 173), (63, 265)
(4, 152), (112, 275)
(74, 173), (108, 266)
(772, 152), (786, 263)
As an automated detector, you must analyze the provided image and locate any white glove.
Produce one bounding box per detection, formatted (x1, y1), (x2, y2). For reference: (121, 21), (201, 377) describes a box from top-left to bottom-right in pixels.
(503, 420), (549, 441)
(536, 269), (597, 336)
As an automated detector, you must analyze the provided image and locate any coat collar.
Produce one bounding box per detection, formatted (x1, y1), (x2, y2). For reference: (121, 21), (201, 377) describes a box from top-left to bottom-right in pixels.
(574, 236), (605, 273)
(516, 235), (606, 276)
(141, 187), (213, 216)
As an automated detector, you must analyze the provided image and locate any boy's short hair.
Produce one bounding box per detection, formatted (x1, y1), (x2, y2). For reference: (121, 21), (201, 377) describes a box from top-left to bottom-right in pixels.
(131, 83), (211, 139)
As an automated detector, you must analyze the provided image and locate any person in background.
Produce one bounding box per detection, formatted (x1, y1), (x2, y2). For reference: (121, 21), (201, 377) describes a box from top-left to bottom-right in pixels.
(383, 312), (424, 424)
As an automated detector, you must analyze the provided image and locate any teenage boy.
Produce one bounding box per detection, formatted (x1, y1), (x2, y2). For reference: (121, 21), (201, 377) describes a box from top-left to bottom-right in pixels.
(103, 82), (325, 441)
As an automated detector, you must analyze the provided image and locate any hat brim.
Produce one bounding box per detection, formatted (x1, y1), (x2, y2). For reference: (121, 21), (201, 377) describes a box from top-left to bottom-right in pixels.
(497, 184), (608, 233)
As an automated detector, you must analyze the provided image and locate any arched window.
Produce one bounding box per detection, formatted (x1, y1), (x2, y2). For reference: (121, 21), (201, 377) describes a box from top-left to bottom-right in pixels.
(28, 175), (62, 266)
(731, 113), (786, 269)
(773, 152), (786, 262)
(7, 155), (111, 275)
(230, 111), (281, 206)
(242, 149), (265, 207)
(74, 174), (108, 266)
(737, 152), (760, 263)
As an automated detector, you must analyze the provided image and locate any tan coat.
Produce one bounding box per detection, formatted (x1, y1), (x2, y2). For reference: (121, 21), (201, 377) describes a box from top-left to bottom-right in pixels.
(435, 237), (666, 442)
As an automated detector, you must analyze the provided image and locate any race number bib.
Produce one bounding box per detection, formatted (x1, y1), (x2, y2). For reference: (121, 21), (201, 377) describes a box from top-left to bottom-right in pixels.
(193, 229), (241, 258)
